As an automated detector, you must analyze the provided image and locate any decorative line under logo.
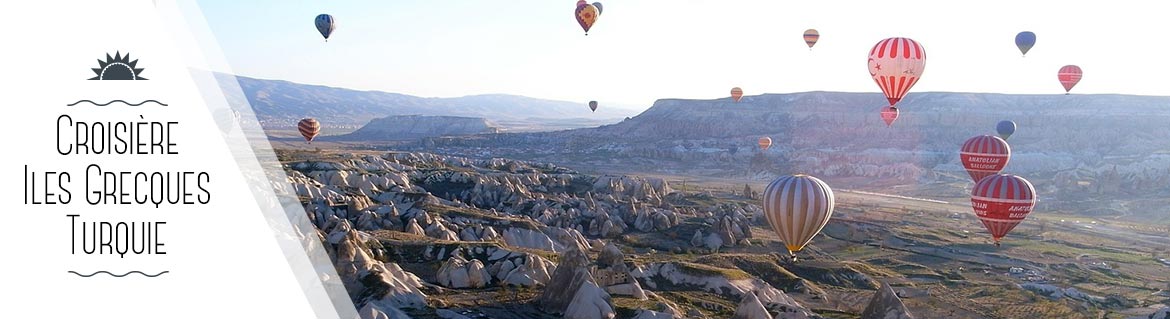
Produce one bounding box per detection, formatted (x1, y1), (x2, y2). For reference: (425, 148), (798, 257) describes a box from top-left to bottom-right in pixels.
(67, 100), (168, 106)
(68, 270), (169, 278)
(89, 51), (148, 80)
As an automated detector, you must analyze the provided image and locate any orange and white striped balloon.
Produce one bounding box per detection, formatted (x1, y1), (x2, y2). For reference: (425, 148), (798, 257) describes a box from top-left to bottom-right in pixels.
(758, 136), (772, 150)
(730, 87), (744, 102)
(298, 118), (321, 143)
(763, 174), (835, 259)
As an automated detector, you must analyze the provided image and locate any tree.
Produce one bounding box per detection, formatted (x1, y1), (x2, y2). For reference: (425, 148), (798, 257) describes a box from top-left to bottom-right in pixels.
(743, 184), (753, 199)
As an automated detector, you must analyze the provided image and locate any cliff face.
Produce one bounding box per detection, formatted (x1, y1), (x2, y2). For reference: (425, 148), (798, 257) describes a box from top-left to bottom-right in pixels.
(341, 115), (500, 140)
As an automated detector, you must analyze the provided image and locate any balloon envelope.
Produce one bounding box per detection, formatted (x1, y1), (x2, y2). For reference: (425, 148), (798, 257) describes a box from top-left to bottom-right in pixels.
(803, 29), (819, 48)
(1058, 65), (1082, 93)
(1015, 31), (1036, 56)
(730, 87), (744, 102)
(588, 101), (598, 112)
(575, 3), (599, 34)
(298, 118), (321, 143)
(868, 37), (926, 106)
(758, 137), (772, 150)
(996, 120), (1016, 140)
(315, 14), (336, 41)
(880, 106), (898, 126)
(971, 174), (1037, 244)
(593, 2), (603, 15)
(960, 135), (1011, 183)
(763, 174), (835, 256)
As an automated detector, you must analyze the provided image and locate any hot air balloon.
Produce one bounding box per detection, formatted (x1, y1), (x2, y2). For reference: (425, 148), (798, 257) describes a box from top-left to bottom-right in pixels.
(1015, 31), (1036, 57)
(1058, 65), (1082, 94)
(758, 137), (772, 150)
(315, 14), (336, 41)
(730, 87), (744, 102)
(593, 2), (603, 15)
(960, 135), (1010, 183)
(970, 174), (1037, 246)
(763, 174), (835, 261)
(588, 101), (598, 112)
(868, 37), (926, 106)
(996, 120), (1016, 140)
(298, 118), (321, 143)
(880, 106), (899, 126)
(575, 1), (599, 35)
(803, 29), (820, 49)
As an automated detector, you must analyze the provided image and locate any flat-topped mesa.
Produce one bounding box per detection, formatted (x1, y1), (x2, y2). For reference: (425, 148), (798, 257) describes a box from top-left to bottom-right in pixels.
(341, 115), (500, 140)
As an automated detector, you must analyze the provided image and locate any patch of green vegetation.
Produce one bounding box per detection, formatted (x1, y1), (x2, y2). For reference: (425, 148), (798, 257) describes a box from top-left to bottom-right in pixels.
(840, 261), (899, 279)
(693, 254), (815, 293)
(425, 203), (543, 231)
(786, 260), (879, 290)
(657, 291), (736, 318)
(612, 296), (660, 318)
(813, 308), (860, 319)
(676, 262), (753, 280)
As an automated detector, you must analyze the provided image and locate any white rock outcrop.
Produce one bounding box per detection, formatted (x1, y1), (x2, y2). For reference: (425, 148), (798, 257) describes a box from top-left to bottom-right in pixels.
(859, 282), (914, 319)
(733, 292), (772, 319)
(436, 255), (491, 289)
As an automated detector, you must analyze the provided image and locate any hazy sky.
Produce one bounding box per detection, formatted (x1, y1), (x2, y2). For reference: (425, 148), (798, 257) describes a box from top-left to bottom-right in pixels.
(198, 0), (1170, 109)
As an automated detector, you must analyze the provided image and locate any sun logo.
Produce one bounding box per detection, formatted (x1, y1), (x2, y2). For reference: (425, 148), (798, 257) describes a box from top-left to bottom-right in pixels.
(89, 51), (147, 80)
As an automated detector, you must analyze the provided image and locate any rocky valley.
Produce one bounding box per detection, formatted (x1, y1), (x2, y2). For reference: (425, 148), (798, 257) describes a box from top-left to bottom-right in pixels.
(281, 150), (1170, 319)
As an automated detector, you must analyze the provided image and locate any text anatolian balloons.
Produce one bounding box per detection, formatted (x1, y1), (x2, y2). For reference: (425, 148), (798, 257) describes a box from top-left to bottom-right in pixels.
(298, 118), (321, 143)
(730, 87), (744, 102)
(960, 135), (1011, 183)
(970, 174), (1037, 246)
(763, 174), (835, 261)
(868, 37), (926, 107)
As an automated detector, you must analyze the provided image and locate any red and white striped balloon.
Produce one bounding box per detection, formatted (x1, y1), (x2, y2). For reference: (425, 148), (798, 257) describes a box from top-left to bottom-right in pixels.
(758, 136), (772, 150)
(867, 37), (926, 106)
(1057, 65), (1082, 94)
(730, 87), (744, 102)
(960, 135), (1010, 183)
(970, 174), (1036, 245)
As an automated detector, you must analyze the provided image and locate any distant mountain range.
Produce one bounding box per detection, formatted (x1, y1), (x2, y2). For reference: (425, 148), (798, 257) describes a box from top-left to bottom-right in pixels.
(412, 91), (1170, 218)
(441, 91), (1170, 155)
(218, 74), (640, 131)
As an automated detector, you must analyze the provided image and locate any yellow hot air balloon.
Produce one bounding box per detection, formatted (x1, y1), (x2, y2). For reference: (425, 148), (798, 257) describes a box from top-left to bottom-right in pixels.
(763, 174), (835, 261)
(575, 1), (599, 35)
(730, 87), (744, 102)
